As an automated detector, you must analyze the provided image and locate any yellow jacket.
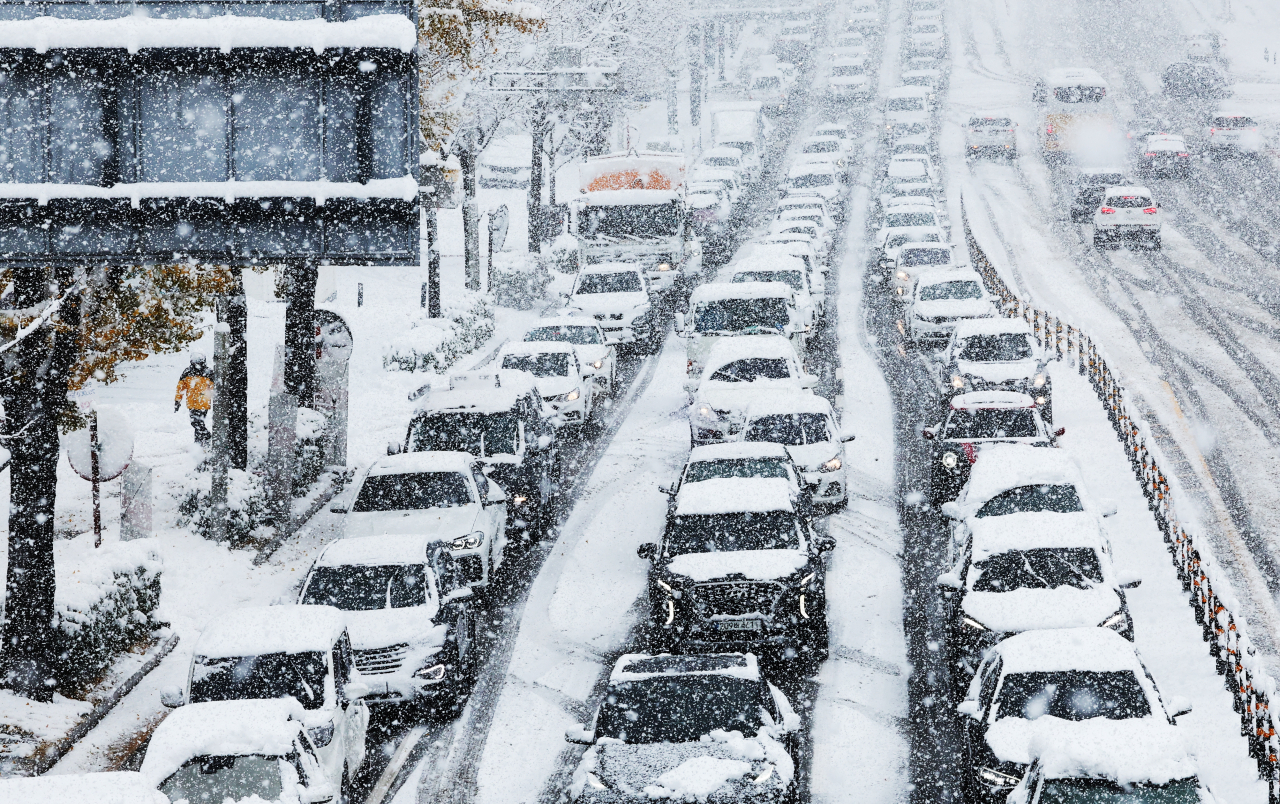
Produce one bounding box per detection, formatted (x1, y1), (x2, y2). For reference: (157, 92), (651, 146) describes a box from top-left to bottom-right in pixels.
(175, 373), (214, 411)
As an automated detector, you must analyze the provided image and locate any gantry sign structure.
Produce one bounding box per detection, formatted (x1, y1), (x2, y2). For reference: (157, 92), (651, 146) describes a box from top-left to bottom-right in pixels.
(0, 0), (420, 267)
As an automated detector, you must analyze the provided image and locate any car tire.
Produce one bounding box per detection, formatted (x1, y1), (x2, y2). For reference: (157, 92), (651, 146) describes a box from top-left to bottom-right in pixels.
(1092, 233), (1105, 248)
(799, 613), (830, 670)
(1150, 235), (1162, 250)
(339, 765), (353, 804)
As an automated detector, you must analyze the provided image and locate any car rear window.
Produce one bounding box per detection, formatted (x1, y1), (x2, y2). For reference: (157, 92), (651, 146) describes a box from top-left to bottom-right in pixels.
(709, 358), (792, 382)
(957, 333), (1032, 361)
(1212, 116), (1255, 128)
(887, 97), (926, 112)
(969, 117), (1012, 127)
(1104, 195), (1152, 209)
(995, 671), (1151, 721)
(886, 212), (935, 227)
(900, 248), (950, 267)
(576, 271), (643, 294)
(685, 457), (791, 484)
(920, 280), (982, 301)
(977, 484), (1084, 516)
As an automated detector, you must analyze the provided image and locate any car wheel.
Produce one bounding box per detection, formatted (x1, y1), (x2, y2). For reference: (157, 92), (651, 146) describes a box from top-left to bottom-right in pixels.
(799, 614), (830, 671)
(339, 765), (353, 804)
(1150, 235), (1162, 250)
(1092, 233), (1104, 248)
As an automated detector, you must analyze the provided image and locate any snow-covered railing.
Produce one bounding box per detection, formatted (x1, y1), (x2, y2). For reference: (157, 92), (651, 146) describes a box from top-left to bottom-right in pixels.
(961, 199), (1280, 804)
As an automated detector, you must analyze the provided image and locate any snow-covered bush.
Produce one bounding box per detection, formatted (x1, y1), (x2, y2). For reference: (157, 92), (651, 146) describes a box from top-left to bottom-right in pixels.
(293, 407), (328, 492)
(383, 291), (495, 373)
(52, 535), (163, 689)
(490, 251), (552, 310)
(544, 232), (580, 274)
(177, 468), (271, 546)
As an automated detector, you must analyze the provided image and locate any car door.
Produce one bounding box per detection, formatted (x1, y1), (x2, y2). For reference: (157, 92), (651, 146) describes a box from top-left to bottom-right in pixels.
(471, 464), (506, 570)
(434, 550), (475, 671)
(333, 632), (368, 772)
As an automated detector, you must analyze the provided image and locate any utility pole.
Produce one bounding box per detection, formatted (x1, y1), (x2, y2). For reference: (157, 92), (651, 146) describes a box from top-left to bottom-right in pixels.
(219, 269), (248, 470)
(208, 323), (230, 543)
(460, 149), (481, 291)
(284, 262), (317, 406)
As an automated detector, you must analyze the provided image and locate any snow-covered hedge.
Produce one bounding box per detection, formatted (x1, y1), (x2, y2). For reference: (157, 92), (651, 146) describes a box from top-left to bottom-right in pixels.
(177, 468), (270, 546)
(490, 251), (552, 310)
(52, 535), (163, 688)
(383, 291), (495, 373)
(544, 233), (580, 274)
(293, 407), (328, 491)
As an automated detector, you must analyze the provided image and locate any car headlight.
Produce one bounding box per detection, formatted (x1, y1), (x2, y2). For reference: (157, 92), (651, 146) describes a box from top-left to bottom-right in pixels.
(962, 615), (987, 632)
(451, 531), (485, 550)
(941, 451), (959, 468)
(414, 663), (446, 682)
(656, 262), (672, 272)
(1033, 373), (1046, 388)
(586, 772), (608, 790)
(1035, 395), (1047, 405)
(591, 359), (603, 370)
(977, 767), (1019, 789)
(565, 388), (580, 402)
(821, 456), (842, 472)
(1099, 610), (1127, 631)
(696, 404), (719, 422)
(950, 374), (964, 389)
(896, 270), (909, 281)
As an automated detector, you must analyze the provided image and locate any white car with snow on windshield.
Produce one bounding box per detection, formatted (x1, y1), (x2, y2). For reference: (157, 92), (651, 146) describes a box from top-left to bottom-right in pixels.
(330, 451), (507, 590)
(767, 218), (828, 261)
(743, 239), (827, 306)
(935, 318), (1050, 416)
(828, 57), (873, 102)
(677, 283), (807, 390)
(906, 268), (996, 343)
(689, 165), (742, 206)
(748, 69), (788, 110)
(796, 135), (849, 170)
(1092, 186), (1162, 250)
(687, 181), (734, 244)
(663, 441), (813, 520)
(741, 389), (856, 509)
(564, 653), (801, 802)
(499, 341), (595, 426)
(300, 534), (480, 708)
(965, 115), (1017, 158)
(687, 335), (816, 445)
(884, 86), (931, 137)
(565, 262), (660, 352)
(892, 242), (956, 297)
(958, 628), (1193, 803)
(875, 206), (945, 268)
(777, 207), (836, 252)
(524, 316), (617, 398)
(725, 261), (819, 331)
(785, 162), (844, 207)
(1206, 112), (1262, 157)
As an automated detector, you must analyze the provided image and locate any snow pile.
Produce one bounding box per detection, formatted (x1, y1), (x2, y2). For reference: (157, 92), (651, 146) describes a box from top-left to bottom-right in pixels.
(383, 291), (496, 373)
(643, 755), (753, 801)
(489, 252), (552, 310)
(0, 690), (93, 762)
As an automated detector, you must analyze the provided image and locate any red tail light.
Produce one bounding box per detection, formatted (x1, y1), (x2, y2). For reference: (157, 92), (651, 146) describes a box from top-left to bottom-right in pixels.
(1142, 207), (1158, 214)
(1210, 128), (1216, 133)
(1046, 124), (1055, 134)
(1177, 152), (1189, 157)
(1100, 208), (1116, 214)
(1144, 152), (1156, 156)
(686, 360), (693, 373)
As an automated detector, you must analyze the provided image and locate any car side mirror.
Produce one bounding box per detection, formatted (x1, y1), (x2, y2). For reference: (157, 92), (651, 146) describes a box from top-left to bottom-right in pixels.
(443, 587), (475, 604)
(300, 784), (337, 804)
(344, 681), (371, 701)
(940, 501), (962, 519)
(937, 571), (962, 590)
(1169, 696), (1193, 721)
(838, 427), (857, 443)
(657, 484), (672, 495)
(329, 500), (349, 514)
(1099, 499), (1119, 518)
(921, 426), (937, 440)
(1054, 427), (1066, 437)
(800, 374), (819, 389)
(814, 534), (836, 553)
(160, 686), (185, 709)
(565, 725), (594, 744)
(387, 441), (403, 456)
(1116, 571), (1142, 590)
(637, 542), (658, 560)
(482, 494), (505, 508)
(956, 700), (980, 719)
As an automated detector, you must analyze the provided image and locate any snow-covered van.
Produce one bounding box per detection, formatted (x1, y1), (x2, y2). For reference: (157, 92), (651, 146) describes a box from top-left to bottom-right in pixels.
(141, 700), (336, 804)
(402, 370), (556, 540)
(0, 772), (167, 804)
(636, 476), (834, 661)
(162, 605), (370, 792)
(564, 653), (801, 802)
(572, 152), (703, 289)
(676, 284), (807, 394)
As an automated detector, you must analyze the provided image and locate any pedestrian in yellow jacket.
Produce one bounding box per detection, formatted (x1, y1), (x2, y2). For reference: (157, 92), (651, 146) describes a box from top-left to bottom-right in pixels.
(175, 353), (214, 447)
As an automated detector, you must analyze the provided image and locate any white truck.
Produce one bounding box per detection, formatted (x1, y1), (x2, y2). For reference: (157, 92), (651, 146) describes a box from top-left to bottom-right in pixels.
(710, 101), (767, 183)
(572, 152), (704, 290)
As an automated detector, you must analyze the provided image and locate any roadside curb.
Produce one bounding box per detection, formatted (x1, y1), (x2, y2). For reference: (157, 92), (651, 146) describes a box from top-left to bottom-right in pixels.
(31, 631), (180, 776)
(252, 468), (354, 566)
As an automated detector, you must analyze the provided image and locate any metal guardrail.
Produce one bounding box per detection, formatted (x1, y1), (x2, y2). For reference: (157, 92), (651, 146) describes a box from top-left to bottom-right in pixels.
(961, 199), (1280, 803)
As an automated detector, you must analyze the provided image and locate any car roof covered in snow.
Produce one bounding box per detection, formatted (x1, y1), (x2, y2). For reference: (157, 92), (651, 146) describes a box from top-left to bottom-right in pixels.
(0, 772), (168, 804)
(951, 318), (1034, 339)
(580, 261), (647, 276)
(529, 314), (604, 331)
(787, 162), (837, 178)
(368, 450), (476, 477)
(674, 477), (796, 516)
(316, 533), (446, 567)
(702, 145), (743, 158)
(1045, 67), (1107, 87)
(688, 441), (792, 462)
(831, 56), (867, 66)
(898, 243), (950, 254)
(916, 268), (984, 287)
(499, 340), (579, 358)
(195, 605), (345, 659)
(744, 389), (833, 419)
(886, 85), (930, 99)
(415, 370), (539, 415)
(690, 281), (795, 303)
(950, 391), (1035, 409)
(611, 652), (760, 683)
(704, 334), (799, 368)
(1029, 720), (1198, 786)
(994, 627), (1141, 674)
(802, 135), (843, 146)
(963, 444), (1085, 508)
(1102, 186), (1152, 197)
(969, 511), (1105, 562)
(140, 700), (305, 784)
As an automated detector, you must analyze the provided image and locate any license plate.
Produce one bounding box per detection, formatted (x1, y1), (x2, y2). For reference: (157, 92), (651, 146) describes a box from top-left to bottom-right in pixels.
(714, 619), (762, 632)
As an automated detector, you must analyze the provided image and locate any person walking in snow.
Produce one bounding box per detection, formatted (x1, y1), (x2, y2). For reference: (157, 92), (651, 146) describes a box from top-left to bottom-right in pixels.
(174, 352), (214, 447)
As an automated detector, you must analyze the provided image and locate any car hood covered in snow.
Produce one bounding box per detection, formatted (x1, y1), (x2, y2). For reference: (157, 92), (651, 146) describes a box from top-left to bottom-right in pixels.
(666, 550), (809, 583)
(912, 298), (994, 319)
(344, 606), (448, 652)
(700, 381), (804, 416)
(568, 292), (649, 318)
(956, 358), (1040, 384)
(962, 587), (1123, 634)
(786, 442), (839, 472)
(532, 374), (579, 398)
(343, 506), (480, 539)
(984, 715), (1166, 767)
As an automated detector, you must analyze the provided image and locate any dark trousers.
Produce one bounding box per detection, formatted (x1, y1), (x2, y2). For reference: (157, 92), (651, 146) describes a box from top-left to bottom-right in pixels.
(189, 409), (210, 446)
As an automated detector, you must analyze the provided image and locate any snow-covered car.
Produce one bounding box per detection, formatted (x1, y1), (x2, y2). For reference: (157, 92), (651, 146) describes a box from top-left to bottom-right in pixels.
(813, 122), (853, 149)
(777, 206), (836, 247)
(878, 179), (939, 213)
(827, 57), (873, 103)
(688, 335), (816, 445)
(524, 316), (617, 397)
(908, 19), (945, 55)
(833, 29), (865, 51)
(874, 206), (944, 268)
(678, 282), (807, 390)
(0, 772), (168, 804)
(767, 219), (828, 261)
(889, 152), (938, 182)
(906, 268), (996, 343)
(727, 262), (819, 330)
(637, 476), (834, 659)
(748, 69), (788, 110)
(565, 262), (660, 352)
(688, 180), (734, 244)
(785, 162), (843, 205)
(141, 700), (336, 804)
(1008, 725), (1219, 804)
(330, 450), (507, 589)
(499, 341), (595, 426)
(937, 508), (1140, 680)
(892, 242), (956, 297)
(922, 391), (1060, 503)
(777, 192), (836, 221)
(884, 87), (931, 136)
(404, 371), (556, 540)
(1069, 169), (1128, 223)
(741, 389), (856, 508)
(300, 534), (480, 707)
(1124, 119), (1162, 153)
(901, 67), (942, 94)
(1139, 134), (1191, 177)
(884, 158), (927, 185)
(846, 9), (881, 35)
(964, 115), (1017, 158)
(162, 605), (370, 791)
(1092, 186), (1161, 250)
(745, 239), (828, 302)
(880, 227), (945, 274)
(891, 131), (934, 156)
(935, 318), (1050, 416)
(689, 165), (742, 206)
(1162, 61), (1228, 100)
(664, 441), (811, 519)
(957, 628), (1192, 803)
(777, 19), (814, 57)
(797, 135), (848, 169)
(564, 653), (801, 802)
(1206, 112), (1263, 156)
(697, 145), (747, 180)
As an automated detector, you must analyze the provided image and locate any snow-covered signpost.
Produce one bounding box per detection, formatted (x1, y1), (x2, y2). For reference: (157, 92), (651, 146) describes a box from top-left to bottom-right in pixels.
(64, 407), (134, 549)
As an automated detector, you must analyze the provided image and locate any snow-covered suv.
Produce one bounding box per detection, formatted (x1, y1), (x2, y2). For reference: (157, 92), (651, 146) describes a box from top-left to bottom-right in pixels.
(637, 476), (834, 662)
(964, 116), (1017, 158)
(563, 653), (801, 802)
(1206, 113), (1262, 156)
(664, 441), (812, 520)
(741, 389), (856, 509)
(1092, 186), (1161, 250)
(935, 319), (1050, 418)
(677, 282), (807, 390)
(892, 242), (956, 297)
(907, 269), (997, 343)
(688, 335), (816, 445)
(565, 262), (659, 352)
(499, 341), (595, 426)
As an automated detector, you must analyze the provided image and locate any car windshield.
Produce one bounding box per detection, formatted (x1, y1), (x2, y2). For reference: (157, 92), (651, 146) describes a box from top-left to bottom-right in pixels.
(734, 270), (804, 291)
(353, 472), (473, 511)
(1037, 777), (1201, 804)
(703, 156), (738, 167)
(1053, 85), (1107, 103)
(958, 333), (1033, 361)
(920, 280), (983, 301)
(1082, 174), (1126, 187)
(685, 457), (791, 484)
(744, 413), (830, 446)
(972, 548), (1104, 592)
(595, 675), (764, 743)
(791, 173), (834, 188)
(944, 407), (1038, 439)
(977, 484), (1084, 516)
(995, 671), (1151, 721)
(159, 755), (283, 804)
(502, 352), (571, 378)
(901, 248), (950, 267)
(914, 23), (939, 33)
(722, 141), (755, 156)
(886, 212), (935, 227)
(694, 298), (789, 333)
(578, 203), (680, 239)
(666, 511), (801, 556)
(709, 358), (792, 382)
(525, 325), (602, 345)
(576, 271), (643, 294)
(753, 76), (781, 89)
(1105, 195), (1152, 209)
(887, 232), (940, 249)
(190, 651), (328, 710)
(410, 412), (518, 457)
(804, 140), (841, 153)
(302, 564), (427, 610)
(970, 117), (1012, 127)
(1211, 116), (1255, 128)
(887, 97), (925, 111)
